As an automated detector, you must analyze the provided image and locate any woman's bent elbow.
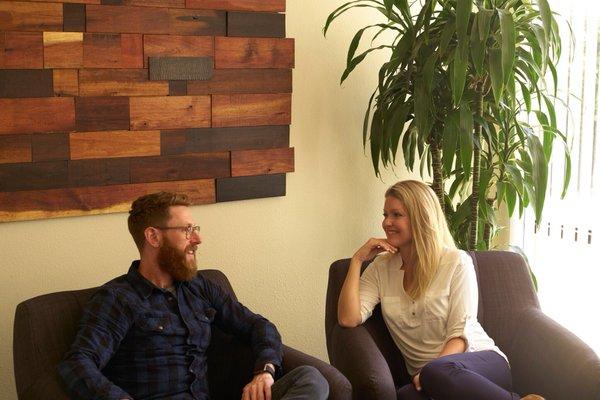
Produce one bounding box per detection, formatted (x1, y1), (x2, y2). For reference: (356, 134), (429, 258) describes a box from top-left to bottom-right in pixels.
(337, 315), (360, 328)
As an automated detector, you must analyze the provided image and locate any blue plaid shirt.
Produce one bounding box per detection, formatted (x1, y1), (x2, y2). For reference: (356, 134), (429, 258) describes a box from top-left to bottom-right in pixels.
(58, 261), (282, 400)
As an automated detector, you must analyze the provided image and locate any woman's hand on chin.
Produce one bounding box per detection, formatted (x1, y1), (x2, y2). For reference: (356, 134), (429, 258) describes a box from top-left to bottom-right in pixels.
(352, 238), (397, 263)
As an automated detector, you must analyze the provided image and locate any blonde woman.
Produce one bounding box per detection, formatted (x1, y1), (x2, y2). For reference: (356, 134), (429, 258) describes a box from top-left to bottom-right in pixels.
(338, 180), (542, 400)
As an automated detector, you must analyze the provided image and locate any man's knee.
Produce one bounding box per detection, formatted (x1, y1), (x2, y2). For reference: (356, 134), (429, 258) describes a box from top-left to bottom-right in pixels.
(287, 365), (329, 398)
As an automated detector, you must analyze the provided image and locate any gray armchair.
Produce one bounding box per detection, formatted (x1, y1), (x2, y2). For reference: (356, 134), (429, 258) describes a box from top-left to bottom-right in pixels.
(325, 251), (600, 399)
(14, 269), (351, 400)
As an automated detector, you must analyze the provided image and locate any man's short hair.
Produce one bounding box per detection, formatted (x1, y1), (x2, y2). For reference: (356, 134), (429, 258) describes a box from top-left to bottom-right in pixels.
(128, 192), (191, 251)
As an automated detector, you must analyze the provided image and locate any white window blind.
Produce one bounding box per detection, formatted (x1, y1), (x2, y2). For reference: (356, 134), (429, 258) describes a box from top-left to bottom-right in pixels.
(511, 0), (600, 355)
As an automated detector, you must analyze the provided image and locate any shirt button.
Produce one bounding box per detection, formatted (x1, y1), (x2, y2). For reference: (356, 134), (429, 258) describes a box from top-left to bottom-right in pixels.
(412, 312), (415, 316)
(189, 367), (194, 373)
(157, 325), (164, 331)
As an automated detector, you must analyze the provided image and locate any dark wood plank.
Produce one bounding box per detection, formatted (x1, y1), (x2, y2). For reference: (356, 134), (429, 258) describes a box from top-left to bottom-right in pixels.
(0, 161), (68, 191)
(216, 173), (285, 202)
(76, 96), (130, 131)
(0, 1), (63, 31)
(31, 133), (70, 161)
(212, 93), (291, 127)
(0, 134), (31, 164)
(79, 69), (168, 96)
(0, 32), (43, 69)
(70, 130), (161, 159)
(83, 33), (143, 68)
(0, 98), (75, 135)
(0, 69), (53, 98)
(53, 69), (79, 96)
(130, 152), (230, 183)
(101, 0), (185, 7)
(130, 96), (210, 130)
(186, 0), (285, 12)
(215, 37), (294, 69)
(161, 125), (289, 155)
(64, 3), (86, 32)
(187, 68), (291, 94)
(0, 179), (215, 222)
(43, 32), (84, 68)
(231, 147), (293, 176)
(87, 5), (226, 35)
(148, 57), (213, 81)
(69, 158), (130, 187)
(227, 12), (285, 38)
(143, 34), (213, 68)
(169, 81), (187, 96)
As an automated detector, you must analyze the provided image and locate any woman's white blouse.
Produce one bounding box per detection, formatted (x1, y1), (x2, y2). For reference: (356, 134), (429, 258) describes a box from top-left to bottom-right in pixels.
(359, 248), (507, 375)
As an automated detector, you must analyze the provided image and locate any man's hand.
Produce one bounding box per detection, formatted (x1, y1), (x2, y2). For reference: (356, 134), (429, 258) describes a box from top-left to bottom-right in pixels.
(242, 372), (274, 400)
(412, 372), (422, 391)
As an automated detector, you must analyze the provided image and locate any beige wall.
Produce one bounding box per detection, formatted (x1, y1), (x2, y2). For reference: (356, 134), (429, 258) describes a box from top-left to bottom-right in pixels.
(0, 2), (413, 398)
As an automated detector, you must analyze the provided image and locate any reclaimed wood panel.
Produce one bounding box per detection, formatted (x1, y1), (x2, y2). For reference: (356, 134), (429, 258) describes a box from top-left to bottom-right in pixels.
(186, 0), (285, 12)
(0, 32), (43, 69)
(70, 130), (161, 159)
(148, 57), (213, 81)
(227, 12), (285, 38)
(83, 33), (143, 68)
(216, 173), (285, 202)
(142, 34), (213, 68)
(0, 1), (63, 31)
(212, 93), (291, 127)
(63, 3), (86, 32)
(17, 0), (99, 3)
(79, 69), (168, 96)
(169, 81), (187, 96)
(231, 147), (293, 176)
(161, 125), (289, 155)
(0, 161), (68, 191)
(187, 68), (291, 94)
(43, 32), (83, 68)
(0, 179), (215, 222)
(130, 95), (210, 130)
(0, 69), (53, 98)
(87, 5), (226, 35)
(0, 135), (31, 164)
(130, 152), (229, 183)
(31, 133), (70, 161)
(75, 96), (130, 131)
(215, 37), (294, 69)
(0, 98), (75, 135)
(101, 0), (185, 7)
(69, 158), (130, 187)
(53, 69), (79, 96)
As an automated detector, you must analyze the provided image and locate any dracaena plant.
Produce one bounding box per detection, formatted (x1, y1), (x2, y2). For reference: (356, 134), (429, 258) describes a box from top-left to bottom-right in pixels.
(324, 0), (571, 250)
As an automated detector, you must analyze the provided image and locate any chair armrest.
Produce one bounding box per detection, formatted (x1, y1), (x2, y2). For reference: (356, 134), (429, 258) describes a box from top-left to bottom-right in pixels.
(508, 308), (600, 399)
(282, 345), (351, 400)
(329, 325), (397, 400)
(18, 372), (70, 400)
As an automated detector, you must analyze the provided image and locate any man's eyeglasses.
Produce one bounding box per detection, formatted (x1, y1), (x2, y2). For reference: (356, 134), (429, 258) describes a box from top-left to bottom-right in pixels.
(155, 225), (200, 239)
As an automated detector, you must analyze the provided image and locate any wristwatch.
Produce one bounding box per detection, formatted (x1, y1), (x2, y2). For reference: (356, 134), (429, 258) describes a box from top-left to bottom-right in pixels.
(254, 363), (276, 379)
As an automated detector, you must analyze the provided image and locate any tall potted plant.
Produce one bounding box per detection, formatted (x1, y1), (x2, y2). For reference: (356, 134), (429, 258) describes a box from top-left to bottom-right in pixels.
(324, 0), (570, 250)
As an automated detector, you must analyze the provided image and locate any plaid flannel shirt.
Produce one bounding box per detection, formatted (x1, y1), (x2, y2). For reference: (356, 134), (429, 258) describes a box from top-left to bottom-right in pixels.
(58, 261), (282, 400)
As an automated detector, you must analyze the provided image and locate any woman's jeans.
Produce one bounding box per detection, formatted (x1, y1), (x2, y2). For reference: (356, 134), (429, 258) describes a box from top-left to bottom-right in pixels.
(396, 350), (521, 400)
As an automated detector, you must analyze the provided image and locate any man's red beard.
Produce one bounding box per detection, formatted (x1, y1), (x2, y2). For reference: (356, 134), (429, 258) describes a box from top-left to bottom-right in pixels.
(157, 237), (198, 282)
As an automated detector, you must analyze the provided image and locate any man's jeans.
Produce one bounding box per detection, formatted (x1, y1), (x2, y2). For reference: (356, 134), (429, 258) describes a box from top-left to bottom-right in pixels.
(272, 366), (329, 400)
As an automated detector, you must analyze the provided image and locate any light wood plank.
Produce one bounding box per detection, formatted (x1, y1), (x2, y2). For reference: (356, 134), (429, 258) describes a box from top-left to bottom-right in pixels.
(215, 37), (294, 69)
(0, 98), (75, 135)
(186, 0), (284, 12)
(212, 93), (291, 127)
(231, 147), (293, 176)
(43, 32), (83, 68)
(79, 69), (168, 96)
(70, 130), (161, 159)
(130, 96), (211, 130)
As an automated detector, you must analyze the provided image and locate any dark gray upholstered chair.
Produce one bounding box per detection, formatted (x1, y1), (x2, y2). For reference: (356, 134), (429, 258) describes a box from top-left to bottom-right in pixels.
(325, 251), (600, 400)
(14, 269), (351, 400)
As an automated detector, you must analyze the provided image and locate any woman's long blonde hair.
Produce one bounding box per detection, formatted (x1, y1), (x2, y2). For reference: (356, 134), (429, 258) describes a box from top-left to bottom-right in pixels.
(385, 180), (456, 299)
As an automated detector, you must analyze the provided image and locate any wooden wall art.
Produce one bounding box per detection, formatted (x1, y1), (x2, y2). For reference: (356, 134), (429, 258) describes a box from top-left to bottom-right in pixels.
(0, 0), (294, 222)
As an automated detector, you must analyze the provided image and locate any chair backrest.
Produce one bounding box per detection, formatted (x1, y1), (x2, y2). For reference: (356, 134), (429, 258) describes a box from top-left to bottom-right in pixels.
(13, 269), (253, 400)
(325, 251), (540, 386)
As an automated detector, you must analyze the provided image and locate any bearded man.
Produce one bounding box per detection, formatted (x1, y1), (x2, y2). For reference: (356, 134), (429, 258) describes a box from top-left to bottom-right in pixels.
(58, 192), (328, 400)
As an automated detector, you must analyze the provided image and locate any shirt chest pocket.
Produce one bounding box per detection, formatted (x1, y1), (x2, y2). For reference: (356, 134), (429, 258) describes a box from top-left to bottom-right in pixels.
(381, 296), (422, 329)
(424, 290), (450, 321)
(134, 312), (187, 347)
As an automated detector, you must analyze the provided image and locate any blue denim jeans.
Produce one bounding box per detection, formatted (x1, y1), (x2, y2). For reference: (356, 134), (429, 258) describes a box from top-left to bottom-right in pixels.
(396, 350), (521, 400)
(272, 365), (329, 400)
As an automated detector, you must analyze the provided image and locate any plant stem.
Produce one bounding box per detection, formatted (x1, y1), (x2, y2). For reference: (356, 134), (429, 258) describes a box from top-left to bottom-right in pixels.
(431, 136), (445, 213)
(469, 90), (484, 250)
